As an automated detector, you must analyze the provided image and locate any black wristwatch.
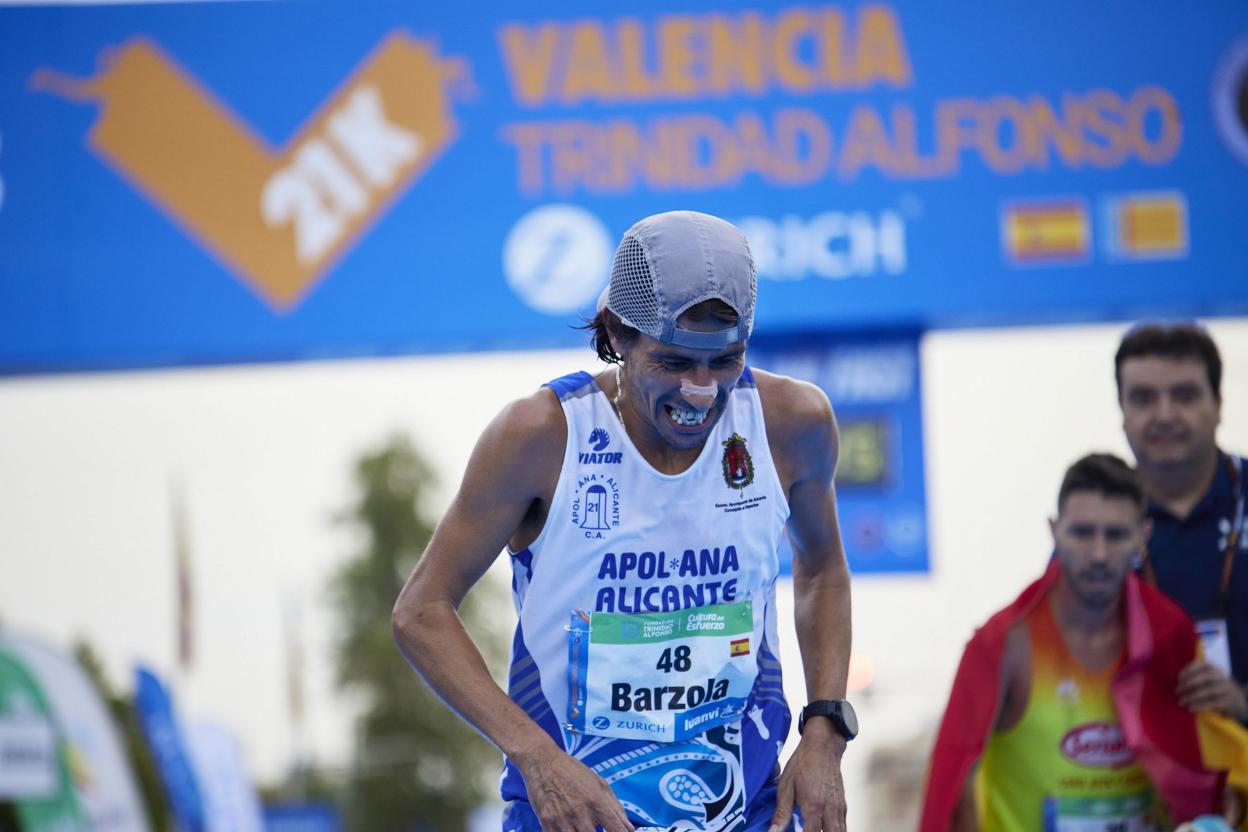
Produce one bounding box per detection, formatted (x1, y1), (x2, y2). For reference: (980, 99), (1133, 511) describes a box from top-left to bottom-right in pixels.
(798, 699), (858, 740)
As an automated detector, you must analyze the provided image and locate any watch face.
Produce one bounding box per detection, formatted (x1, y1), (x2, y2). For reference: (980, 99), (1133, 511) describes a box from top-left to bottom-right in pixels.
(839, 701), (859, 738)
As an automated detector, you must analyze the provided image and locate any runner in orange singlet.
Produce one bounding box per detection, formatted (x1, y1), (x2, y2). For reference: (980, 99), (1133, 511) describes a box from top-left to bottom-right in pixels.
(919, 453), (1248, 832)
(977, 597), (1155, 829)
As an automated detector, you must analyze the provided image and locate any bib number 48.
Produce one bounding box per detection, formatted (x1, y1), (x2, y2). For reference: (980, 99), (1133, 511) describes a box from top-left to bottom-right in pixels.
(656, 645), (692, 673)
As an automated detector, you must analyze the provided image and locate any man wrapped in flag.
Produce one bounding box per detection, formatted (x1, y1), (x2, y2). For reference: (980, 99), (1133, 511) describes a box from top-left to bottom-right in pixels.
(920, 454), (1248, 831)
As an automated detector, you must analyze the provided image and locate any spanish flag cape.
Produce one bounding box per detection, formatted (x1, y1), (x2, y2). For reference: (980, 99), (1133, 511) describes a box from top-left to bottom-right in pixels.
(918, 562), (1248, 832)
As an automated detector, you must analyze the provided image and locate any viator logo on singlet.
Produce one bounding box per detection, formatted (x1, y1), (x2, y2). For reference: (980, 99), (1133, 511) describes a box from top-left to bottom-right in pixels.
(579, 427), (622, 464)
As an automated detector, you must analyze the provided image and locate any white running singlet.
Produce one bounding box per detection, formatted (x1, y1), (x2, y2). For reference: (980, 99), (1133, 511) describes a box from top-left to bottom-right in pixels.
(500, 367), (791, 832)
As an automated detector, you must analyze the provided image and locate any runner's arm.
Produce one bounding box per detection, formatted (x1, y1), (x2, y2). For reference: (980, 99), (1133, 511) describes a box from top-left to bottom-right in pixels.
(392, 389), (632, 832)
(763, 377), (852, 832)
(951, 773), (979, 832)
(949, 626), (1024, 831)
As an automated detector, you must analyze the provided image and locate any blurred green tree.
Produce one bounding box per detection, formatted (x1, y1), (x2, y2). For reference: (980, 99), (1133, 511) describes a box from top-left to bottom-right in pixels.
(330, 434), (507, 831)
(73, 642), (173, 832)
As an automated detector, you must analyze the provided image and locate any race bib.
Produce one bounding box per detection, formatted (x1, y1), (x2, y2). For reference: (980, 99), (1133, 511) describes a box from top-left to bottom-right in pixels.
(1197, 618), (1233, 677)
(567, 601), (756, 742)
(1044, 791), (1156, 832)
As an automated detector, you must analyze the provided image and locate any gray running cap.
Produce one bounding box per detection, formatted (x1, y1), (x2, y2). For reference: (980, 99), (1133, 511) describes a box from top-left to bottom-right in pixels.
(599, 210), (757, 349)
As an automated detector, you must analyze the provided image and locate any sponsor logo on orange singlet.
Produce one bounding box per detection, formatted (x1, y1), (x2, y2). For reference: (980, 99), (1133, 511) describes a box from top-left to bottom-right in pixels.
(1060, 721), (1133, 769)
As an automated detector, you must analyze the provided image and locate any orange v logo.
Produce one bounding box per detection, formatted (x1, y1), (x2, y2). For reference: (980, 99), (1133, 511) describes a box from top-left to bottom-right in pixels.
(34, 33), (467, 311)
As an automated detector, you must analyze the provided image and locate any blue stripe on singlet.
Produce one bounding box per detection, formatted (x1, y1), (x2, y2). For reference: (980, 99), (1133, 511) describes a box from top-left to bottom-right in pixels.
(509, 547), (533, 591)
(543, 371), (593, 401)
(500, 624), (563, 804)
(753, 638), (787, 703)
(741, 632), (791, 815)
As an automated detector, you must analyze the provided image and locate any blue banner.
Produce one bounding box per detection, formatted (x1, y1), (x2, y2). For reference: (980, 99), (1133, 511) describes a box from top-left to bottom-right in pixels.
(752, 332), (927, 574)
(263, 803), (341, 832)
(133, 666), (205, 832)
(1, 2), (1245, 372)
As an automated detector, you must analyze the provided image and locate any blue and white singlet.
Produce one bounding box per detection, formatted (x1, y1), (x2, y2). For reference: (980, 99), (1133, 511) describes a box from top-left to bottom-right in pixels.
(501, 368), (791, 832)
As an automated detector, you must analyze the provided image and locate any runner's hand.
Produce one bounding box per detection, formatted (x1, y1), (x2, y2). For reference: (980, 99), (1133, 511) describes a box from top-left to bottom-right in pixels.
(768, 720), (847, 832)
(1224, 785), (1247, 828)
(515, 743), (633, 832)
(1177, 659), (1248, 722)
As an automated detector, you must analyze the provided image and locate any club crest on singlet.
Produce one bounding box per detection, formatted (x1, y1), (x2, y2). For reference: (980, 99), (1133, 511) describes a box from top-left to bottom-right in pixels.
(721, 433), (754, 490)
(571, 472), (621, 538)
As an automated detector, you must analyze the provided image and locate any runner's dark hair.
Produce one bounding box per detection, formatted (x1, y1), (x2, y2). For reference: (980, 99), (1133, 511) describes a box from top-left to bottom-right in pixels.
(1058, 453), (1146, 516)
(577, 308), (637, 365)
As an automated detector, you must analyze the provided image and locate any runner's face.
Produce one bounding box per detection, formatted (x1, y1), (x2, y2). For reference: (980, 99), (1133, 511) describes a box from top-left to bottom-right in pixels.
(1051, 492), (1150, 610)
(618, 331), (747, 452)
(1119, 356), (1220, 471)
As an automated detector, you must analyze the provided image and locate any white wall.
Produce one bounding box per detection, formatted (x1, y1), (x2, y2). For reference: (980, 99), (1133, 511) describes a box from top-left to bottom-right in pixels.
(1, 319), (1245, 828)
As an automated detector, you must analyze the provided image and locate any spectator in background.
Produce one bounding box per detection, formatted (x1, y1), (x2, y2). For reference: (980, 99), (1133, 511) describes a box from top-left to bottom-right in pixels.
(919, 453), (1248, 832)
(1117, 323), (1248, 720)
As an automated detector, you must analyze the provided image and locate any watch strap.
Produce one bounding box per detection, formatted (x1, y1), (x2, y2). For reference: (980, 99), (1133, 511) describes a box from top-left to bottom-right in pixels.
(798, 699), (856, 740)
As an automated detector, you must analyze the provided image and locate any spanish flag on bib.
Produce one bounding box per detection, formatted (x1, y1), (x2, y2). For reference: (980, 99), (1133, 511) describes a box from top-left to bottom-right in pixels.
(919, 562), (1248, 831)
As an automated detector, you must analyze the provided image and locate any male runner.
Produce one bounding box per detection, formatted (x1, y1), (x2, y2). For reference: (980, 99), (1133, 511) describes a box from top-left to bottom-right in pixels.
(919, 453), (1248, 832)
(393, 211), (855, 831)
(1116, 323), (1248, 720)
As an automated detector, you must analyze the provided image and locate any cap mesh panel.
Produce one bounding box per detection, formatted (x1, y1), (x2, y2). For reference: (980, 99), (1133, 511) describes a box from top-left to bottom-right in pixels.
(746, 263), (757, 334)
(609, 236), (660, 335)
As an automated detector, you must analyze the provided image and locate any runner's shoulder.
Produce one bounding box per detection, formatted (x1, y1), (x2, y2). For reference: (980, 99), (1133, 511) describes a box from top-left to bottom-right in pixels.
(495, 385), (567, 449)
(751, 368), (836, 445)
(474, 386), (567, 487)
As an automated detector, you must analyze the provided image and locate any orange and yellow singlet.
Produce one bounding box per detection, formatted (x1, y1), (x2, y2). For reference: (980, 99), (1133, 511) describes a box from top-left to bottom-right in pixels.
(976, 599), (1159, 831)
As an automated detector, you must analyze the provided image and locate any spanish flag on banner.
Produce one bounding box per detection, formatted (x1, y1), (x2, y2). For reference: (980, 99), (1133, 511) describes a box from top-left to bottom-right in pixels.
(730, 638), (750, 657)
(1001, 199), (1090, 265)
(1105, 191), (1188, 260)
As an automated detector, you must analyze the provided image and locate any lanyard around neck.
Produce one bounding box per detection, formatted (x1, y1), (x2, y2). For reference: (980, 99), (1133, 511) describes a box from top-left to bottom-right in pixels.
(1140, 454), (1245, 617)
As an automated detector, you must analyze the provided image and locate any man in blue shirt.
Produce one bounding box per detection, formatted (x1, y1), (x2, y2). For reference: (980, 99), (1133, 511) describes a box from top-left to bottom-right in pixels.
(1117, 322), (1248, 720)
